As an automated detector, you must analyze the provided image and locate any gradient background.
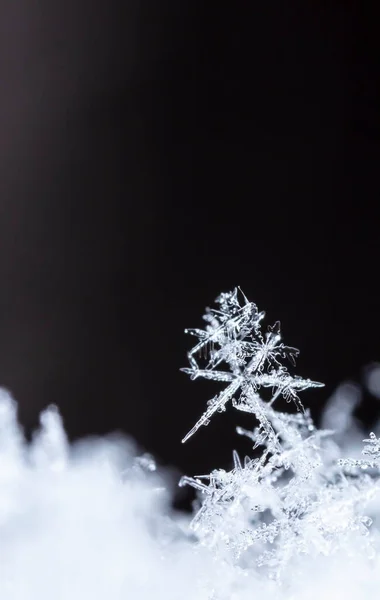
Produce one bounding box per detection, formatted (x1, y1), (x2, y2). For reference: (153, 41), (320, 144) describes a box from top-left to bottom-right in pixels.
(0, 3), (379, 482)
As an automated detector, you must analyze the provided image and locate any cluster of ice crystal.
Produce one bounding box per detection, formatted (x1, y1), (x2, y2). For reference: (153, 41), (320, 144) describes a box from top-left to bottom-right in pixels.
(2, 289), (380, 599)
(181, 289), (380, 595)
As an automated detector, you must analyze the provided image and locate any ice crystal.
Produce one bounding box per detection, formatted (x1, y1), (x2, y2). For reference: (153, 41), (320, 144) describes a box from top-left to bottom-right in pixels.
(181, 290), (380, 592)
(182, 288), (323, 443)
(339, 432), (380, 471)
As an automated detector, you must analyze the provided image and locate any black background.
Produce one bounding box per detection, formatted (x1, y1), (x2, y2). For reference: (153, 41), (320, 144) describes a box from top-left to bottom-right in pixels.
(0, 2), (379, 481)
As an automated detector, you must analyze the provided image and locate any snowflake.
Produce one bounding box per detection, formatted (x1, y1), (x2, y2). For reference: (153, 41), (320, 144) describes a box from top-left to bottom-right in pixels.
(181, 288), (323, 443)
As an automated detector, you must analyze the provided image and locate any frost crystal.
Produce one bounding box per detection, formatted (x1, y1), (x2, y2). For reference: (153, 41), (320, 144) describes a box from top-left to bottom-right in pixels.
(181, 290), (380, 591)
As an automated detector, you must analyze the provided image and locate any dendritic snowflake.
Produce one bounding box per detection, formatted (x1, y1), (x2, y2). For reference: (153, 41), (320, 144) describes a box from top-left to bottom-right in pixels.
(181, 287), (323, 443)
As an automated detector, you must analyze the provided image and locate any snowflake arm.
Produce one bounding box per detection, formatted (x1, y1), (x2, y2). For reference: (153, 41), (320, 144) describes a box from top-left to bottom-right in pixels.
(182, 379), (241, 443)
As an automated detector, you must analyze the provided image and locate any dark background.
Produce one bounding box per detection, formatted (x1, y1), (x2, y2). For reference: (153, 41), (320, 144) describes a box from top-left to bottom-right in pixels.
(0, 2), (379, 480)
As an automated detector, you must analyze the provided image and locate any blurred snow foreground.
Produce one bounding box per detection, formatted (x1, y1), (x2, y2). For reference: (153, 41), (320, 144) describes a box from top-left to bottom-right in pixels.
(2, 290), (380, 598)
